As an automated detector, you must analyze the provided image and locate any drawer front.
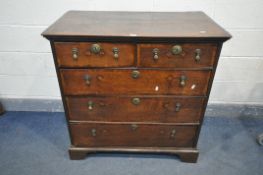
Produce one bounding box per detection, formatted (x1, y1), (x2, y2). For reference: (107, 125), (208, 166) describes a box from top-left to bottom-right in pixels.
(55, 42), (135, 67)
(70, 123), (197, 147)
(60, 69), (211, 95)
(66, 96), (205, 123)
(138, 43), (217, 68)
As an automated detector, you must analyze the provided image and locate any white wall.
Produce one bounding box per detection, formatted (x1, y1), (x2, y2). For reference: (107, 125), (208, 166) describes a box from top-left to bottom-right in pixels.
(0, 0), (263, 105)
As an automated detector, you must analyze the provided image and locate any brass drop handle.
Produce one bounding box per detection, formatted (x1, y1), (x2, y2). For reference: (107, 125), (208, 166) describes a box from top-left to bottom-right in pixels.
(91, 128), (96, 137)
(152, 48), (159, 61)
(195, 49), (201, 61)
(72, 48), (78, 60)
(131, 97), (141, 105)
(84, 74), (92, 86)
(171, 129), (176, 138)
(112, 47), (119, 60)
(180, 75), (187, 87)
(131, 70), (140, 79)
(90, 43), (101, 54)
(88, 101), (94, 110)
(175, 103), (181, 112)
(171, 45), (182, 55)
(131, 124), (138, 130)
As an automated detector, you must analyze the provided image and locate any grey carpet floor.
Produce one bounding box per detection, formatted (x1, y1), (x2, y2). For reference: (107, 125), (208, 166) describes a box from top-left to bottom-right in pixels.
(0, 112), (262, 175)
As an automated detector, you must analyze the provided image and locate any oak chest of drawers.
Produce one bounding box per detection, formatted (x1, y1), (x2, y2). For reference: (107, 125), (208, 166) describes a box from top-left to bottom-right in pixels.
(42, 11), (231, 163)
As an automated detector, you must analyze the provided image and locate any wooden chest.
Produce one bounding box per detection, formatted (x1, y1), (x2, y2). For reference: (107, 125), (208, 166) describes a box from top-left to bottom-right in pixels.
(42, 11), (231, 163)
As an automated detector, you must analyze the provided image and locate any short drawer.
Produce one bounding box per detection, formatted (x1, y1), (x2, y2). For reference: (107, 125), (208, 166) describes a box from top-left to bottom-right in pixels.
(138, 43), (217, 68)
(55, 42), (136, 67)
(60, 69), (211, 96)
(70, 122), (197, 147)
(66, 96), (205, 123)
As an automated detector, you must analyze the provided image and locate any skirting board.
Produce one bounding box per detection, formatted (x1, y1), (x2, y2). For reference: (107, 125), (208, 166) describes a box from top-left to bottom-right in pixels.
(0, 98), (263, 118)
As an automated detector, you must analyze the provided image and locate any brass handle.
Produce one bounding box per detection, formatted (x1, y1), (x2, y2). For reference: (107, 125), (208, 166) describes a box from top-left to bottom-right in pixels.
(180, 75), (187, 87)
(195, 49), (201, 61)
(88, 101), (94, 110)
(72, 48), (78, 60)
(175, 103), (181, 112)
(171, 129), (176, 138)
(91, 128), (96, 137)
(112, 47), (119, 60)
(131, 97), (140, 105)
(131, 124), (138, 130)
(131, 70), (140, 79)
(84, 74), (92, 86)
(152, 48), (159, 61)
(171, 45), (182, 55)
(90, 43), (101, 54)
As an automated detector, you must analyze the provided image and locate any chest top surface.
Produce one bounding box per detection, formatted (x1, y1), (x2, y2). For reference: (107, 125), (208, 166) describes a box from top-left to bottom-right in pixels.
(42, 11), (231, 41)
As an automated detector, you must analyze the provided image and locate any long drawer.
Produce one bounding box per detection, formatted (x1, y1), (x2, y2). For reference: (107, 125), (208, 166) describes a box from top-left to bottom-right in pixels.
(70, 122), (198, 147)
(60, 69), (211, 95)
(66, 96), (205, 123)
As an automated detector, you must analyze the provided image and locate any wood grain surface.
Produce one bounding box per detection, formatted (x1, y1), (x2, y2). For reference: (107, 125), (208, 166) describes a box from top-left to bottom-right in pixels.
(60, 69), (211, 95)
(42, 11), (231, 40)
(55, 42), (135, 67)
(66, 96), (205, 123)
(70, 122), (198, 147)
(138, 43), (217, 68)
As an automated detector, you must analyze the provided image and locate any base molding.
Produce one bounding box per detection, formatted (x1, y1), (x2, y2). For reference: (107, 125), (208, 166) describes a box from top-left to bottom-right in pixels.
(68, 146), (199, 163)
